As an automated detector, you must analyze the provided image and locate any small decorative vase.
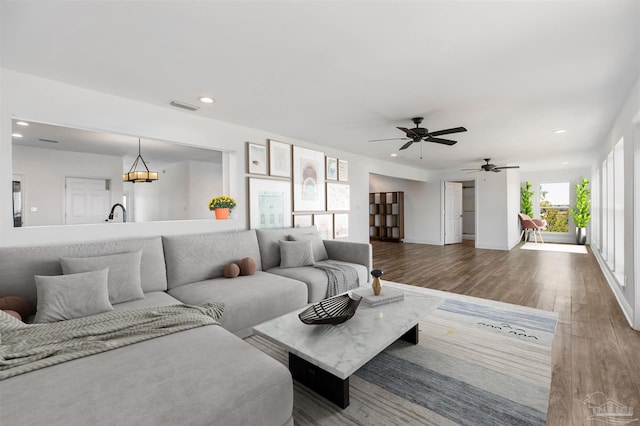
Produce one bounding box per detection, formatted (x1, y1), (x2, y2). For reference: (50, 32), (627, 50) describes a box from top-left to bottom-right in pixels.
(370, 269), (384, 296)
(372, 277), (382, 296)
(214, 208), (230, 220)
(576, 227), (586, 245)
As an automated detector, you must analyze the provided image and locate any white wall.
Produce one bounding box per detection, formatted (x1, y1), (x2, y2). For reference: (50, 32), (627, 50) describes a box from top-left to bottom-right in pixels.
(1, 69), (430, 246)
(12, 145), (123, 226)
(590, 73), (639, 329)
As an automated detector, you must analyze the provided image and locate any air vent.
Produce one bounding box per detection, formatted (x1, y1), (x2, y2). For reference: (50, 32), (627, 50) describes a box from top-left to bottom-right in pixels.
(170, 100), (200, 111)
(39, 138), (59, 144)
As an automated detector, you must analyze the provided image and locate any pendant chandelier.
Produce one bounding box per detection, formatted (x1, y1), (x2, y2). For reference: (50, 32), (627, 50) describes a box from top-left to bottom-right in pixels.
(123, 138), (158, 183)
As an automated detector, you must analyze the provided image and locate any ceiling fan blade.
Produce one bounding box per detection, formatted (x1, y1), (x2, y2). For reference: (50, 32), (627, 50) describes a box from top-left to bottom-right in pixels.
(397, 127), (419, 138)
(399, 140), (414, 150)
(461, 168), (480, 171)
(425, 137), (457, 146)
(494, 166), (520, 170)
(368, 137), (410, 142)
(429, 126), (467, 137)
(492, 169), (502, 173)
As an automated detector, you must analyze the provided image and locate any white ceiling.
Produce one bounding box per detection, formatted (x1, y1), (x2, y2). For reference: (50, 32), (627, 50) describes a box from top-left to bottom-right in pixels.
(2, 1), (639, 172)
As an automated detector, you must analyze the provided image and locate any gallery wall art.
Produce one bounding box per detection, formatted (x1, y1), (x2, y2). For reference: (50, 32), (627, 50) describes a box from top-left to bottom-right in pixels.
(293, 146), (325, 211)
(268, 139), (291, 178)
(334, 213), (349, 238)
(249, 177), (292, 229)
(326, 182), (350, 211)
(247, 142), (267, 175)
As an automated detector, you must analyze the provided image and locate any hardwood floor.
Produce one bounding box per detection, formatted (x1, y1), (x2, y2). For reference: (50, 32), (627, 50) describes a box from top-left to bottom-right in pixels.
(372, 240), (640, 426)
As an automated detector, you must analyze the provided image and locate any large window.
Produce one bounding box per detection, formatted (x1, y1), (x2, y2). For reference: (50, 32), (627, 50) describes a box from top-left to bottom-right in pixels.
(539, 182), (570, 232)
(595, 137), (624, 285)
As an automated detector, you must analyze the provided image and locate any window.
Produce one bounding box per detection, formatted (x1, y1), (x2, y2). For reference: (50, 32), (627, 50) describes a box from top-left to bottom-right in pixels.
(596, 137), (624, 285)
(539, 182), (570, 232)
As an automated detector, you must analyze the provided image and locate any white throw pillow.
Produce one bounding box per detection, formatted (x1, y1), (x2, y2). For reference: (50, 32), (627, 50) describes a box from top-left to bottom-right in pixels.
(288, 233), (329, 262)
(34, 268), (113, 323)
(279, 240), (315, 268)
(60, 251), (144, 304)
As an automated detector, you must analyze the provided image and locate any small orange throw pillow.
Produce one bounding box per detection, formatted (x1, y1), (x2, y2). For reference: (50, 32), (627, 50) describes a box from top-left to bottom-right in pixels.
(238, 257), (257, 276)
(224, 263), (240, 278)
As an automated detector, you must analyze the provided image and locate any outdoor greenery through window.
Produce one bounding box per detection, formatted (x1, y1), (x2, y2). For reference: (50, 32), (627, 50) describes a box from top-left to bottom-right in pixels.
(540, 182), (569, 232)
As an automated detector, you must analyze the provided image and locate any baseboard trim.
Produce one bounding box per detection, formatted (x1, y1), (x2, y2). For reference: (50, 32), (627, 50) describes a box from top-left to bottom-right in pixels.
(592, 248), (635, 329)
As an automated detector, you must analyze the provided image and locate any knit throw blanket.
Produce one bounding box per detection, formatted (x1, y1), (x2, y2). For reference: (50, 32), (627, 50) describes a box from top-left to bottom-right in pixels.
(0, 303), (224, 381)
(313, 261), (360, 297)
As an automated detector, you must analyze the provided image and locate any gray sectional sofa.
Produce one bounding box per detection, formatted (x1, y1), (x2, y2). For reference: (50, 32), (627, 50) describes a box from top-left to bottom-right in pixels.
(0, 226), (371, 426)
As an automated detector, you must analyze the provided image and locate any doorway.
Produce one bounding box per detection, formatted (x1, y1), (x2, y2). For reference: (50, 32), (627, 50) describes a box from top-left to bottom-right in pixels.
(65, 177), (111, 225)
(443, 179), (476, 245)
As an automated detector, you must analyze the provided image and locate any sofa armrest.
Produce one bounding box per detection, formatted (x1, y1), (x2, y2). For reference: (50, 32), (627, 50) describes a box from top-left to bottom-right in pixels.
(323, 240), (372, 282)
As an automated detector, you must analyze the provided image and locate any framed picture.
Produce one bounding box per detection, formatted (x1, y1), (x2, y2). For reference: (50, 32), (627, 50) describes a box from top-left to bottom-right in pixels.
(249, 177), (292, 229)
(334, 213), (349, 238)
(326, 157), (338, 181)
(268, 139), (291, 178)
(293, 214), (312, 228)
(313, 213), (334, 240)
(247, 142), (267, 175)
(293, 146), (326, 211)
(326, 182), (350, 211)
(338, 159), (348, 182)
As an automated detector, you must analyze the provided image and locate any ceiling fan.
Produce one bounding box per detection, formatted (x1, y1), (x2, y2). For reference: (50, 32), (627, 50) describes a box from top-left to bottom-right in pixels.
(369, 117), (467, 152)
(463, 158), (520, 173)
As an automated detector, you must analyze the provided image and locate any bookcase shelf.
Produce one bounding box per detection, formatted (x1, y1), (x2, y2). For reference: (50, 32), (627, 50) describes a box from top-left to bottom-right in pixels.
(369, 191), (404, 242)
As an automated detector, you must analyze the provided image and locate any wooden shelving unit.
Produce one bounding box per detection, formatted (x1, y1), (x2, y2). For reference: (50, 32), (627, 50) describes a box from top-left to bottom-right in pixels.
(369, 191), (404, 242)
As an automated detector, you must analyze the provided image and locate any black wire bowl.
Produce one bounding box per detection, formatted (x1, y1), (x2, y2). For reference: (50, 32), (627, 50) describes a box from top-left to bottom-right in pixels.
(298, 293), (362, 325)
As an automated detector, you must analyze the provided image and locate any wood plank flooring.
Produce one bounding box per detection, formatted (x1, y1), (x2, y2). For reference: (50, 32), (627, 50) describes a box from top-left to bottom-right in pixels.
(372, 240), (640, 426)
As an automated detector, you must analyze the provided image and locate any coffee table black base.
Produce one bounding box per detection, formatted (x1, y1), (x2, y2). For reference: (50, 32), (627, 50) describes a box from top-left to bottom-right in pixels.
(288, 323), (419, 409)
(289, 352), (350, 408)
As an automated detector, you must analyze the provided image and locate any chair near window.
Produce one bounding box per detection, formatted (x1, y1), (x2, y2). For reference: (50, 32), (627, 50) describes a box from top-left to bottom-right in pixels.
(518, 213), (547, 243)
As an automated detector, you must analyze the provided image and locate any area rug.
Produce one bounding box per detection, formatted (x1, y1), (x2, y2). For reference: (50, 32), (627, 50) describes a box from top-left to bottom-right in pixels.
(520, 242), (588, 254)
(247, 285), (558, 426)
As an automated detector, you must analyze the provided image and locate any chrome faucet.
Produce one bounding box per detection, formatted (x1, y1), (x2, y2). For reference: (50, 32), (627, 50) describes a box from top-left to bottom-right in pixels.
(107, 203), (127, 223)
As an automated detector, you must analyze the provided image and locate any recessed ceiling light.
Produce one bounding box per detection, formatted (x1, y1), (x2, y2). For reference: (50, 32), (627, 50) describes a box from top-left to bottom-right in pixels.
(562, 161), (569, 165)
(199, 97), (215, 104)
(390, 153), (398, 157)
(16, 121), (29, 126)
(553, 129), (567, 134)
(12, 133), (23, 138)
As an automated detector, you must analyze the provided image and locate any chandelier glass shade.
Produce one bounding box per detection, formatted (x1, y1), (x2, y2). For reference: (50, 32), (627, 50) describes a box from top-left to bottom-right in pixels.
(123, 139), (158, 183)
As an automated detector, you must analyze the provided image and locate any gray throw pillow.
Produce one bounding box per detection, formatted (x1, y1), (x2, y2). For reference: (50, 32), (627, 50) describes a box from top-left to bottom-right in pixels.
(288, 233), (329, 262)
(279, 240), (315, 268)
(34, 268), (113, 323)
(60, 251), (144, 304)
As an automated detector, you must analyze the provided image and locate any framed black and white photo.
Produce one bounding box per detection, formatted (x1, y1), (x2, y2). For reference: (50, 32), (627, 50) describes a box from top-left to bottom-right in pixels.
(334, 213), (349, 238)
(338, 159), (348, 182)
(268, 139), (291, 178)
(247, 142), (267, 175)
(326, 157), (338, 181)
(249, 178), (292, 229)
(326, 182), (350, 211)
(313, 213), (334, 240)
(293, 146), (325, 211)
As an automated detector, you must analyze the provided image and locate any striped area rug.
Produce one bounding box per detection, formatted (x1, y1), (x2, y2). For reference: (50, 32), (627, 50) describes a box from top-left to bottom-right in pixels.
(247, 286), (558, 426)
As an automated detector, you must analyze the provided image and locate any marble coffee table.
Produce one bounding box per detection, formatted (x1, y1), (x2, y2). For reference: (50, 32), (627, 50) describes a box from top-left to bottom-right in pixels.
(252, 283), (441, 408)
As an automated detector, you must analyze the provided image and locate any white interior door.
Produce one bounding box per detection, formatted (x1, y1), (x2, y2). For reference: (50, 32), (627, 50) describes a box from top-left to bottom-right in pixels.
(65, 177), (111, 224)
(445, 181), (463, 244)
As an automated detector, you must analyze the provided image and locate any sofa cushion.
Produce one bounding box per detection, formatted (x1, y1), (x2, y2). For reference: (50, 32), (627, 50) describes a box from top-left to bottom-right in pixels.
(238, 257), (257, 276)
(224, 263), (241, 278)
(267, 260), (368, 303)
(0, 237), (167, 307)
(162, 230), (262, 289)
(34, 268), (113, 323)
(279, 240), (315, 268)
(60, 251), (144, 304)
(0, 325), (293, 426)
(111, 291), (182, 312)
(168, 271), (307, 338)
(288, 232), (329, 261)
(256, 226), (318, 271)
